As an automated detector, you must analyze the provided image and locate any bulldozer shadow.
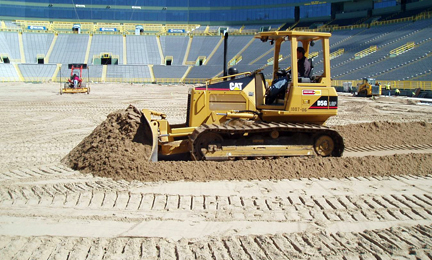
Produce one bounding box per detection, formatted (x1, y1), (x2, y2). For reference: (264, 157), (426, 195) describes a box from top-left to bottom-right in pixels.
(132, 117), (153, 146)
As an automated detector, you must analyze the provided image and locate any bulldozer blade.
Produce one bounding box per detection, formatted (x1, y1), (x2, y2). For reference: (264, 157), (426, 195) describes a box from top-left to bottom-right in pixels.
(140, 113), (159, 162)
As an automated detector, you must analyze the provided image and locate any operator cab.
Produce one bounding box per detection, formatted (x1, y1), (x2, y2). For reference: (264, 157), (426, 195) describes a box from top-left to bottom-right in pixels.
(254, 31), (332, 110)
(363, 77), (375, 85)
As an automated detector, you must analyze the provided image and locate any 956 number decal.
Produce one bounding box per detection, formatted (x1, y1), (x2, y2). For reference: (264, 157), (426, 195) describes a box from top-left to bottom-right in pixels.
(310, 96), (337, 109)
(317, 100), (328, 106)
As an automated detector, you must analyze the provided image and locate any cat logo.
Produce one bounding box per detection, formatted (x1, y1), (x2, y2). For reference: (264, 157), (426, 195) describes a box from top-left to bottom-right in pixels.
(229, 82), (243, 91)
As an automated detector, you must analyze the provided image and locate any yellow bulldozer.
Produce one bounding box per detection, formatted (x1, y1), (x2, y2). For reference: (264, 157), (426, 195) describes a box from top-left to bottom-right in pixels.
(356, 77), (381, 97)
(141, 31), (344, 161)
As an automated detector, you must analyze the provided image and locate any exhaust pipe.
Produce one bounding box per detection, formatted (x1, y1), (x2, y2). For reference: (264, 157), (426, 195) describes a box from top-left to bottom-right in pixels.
(223, 31), (228, 79)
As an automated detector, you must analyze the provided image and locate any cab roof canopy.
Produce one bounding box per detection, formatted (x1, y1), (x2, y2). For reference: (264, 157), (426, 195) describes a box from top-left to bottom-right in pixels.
(254, 30), (331, 43)
(68, 64), (87, 69)
(254, 31), (333, 83)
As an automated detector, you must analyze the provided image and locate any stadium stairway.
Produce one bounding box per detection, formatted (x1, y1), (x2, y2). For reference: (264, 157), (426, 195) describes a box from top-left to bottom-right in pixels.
(203, 36), (224, 65)
(84, 34), (92, 65)
(44, 34), (57, 64)
(13, 64), (24, 81)
(182, 36), (193, 65)
(123, 35), (127, 65)
(18, 32), (25, 63)
(156, 36), (164, 65)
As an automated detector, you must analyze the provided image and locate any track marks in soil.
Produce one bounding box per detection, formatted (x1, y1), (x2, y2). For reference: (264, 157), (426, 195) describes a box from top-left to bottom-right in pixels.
(1, 174), (431, 225)
(0, 225), (431, 259)
(345, 143), (432, 153)
(0, 164), (75, 181)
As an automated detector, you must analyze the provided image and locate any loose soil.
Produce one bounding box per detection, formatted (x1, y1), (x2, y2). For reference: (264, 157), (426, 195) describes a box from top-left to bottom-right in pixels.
(62, 105), (154, 180)
(62, 104), (432, 182)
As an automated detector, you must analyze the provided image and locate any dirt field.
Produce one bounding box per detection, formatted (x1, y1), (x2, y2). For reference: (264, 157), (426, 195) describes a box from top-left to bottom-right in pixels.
(0, 82), (431, 259)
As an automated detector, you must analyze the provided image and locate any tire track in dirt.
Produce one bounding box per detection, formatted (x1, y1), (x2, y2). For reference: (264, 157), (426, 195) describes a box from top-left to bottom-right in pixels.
(0, 225), (430, 259)
(0, 174), (431, 236)
(2, 190), (431, 224)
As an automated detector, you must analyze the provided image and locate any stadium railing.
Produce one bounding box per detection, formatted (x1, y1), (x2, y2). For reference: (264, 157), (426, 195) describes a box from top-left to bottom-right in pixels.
(3, 20), (204, 35)
(330, 49), (344, 59)
(355, 46), (378, 59)
(11, 77), (207, 84)
(332, 80), (432, 91)
(1, 74), (431, 91)
(390, 42), (415, 57)
(2, 9), (431, 36)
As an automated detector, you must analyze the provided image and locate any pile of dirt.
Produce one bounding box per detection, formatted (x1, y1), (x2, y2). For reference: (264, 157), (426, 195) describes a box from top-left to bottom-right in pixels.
(335, 121), (432, 147)
(62, 105), (432, 182)
(62, 105), (153, 180)
(67, 153), (432, 182)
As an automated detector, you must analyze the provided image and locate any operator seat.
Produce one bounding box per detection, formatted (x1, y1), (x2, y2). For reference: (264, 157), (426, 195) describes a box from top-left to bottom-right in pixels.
(269, 70), (290, 105)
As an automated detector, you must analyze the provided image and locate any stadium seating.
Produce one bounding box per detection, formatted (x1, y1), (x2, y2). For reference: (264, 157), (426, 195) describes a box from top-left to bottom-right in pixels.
(126, 36), (160, 65)
(50, 34), (89, 64)
(0, 32), (21, 61)
(106, 65), (152, 80)
(88, 35), (123, 64)
(23, 33), (54, 63)
(186, 36), (220, 65)
(159, 35), (189, 65)
(239, 38), (273, 65)
(0, 14), (431, 85)
(330, 19), (432, 80)
(205, 36), (252, 66)
(153, 65), (188, 81)
(0, 63), (20, 81)
(19, 64), (57, 80)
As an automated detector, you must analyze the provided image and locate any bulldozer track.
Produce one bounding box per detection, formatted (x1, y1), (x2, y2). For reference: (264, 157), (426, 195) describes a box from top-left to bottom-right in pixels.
(189, 122), (344, 160)
(0, 169), (431, 259)
(0, 225), (431, 260)
(1, 178), (432, 223)
(1, 167), (431, 221)
(2, 183), (432, 224)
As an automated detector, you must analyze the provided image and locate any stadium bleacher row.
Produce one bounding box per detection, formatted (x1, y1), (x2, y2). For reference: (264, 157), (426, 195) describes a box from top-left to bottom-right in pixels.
(1, 16), (432, 83)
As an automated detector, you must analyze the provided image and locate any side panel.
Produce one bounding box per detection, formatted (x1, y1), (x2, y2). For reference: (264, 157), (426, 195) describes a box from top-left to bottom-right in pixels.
(189, 75), (259, 127)
(261, 85), (338, 124)
(209, 94), (247, 110)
